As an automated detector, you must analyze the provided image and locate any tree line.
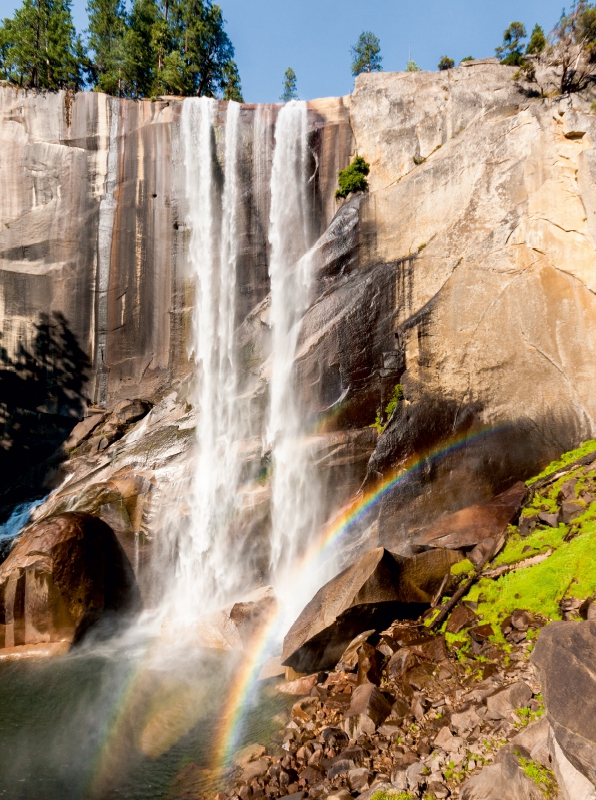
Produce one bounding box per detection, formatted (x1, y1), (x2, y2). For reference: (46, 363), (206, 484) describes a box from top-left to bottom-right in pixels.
(285, 1), (596, 101)
(0, 0), (243, 100)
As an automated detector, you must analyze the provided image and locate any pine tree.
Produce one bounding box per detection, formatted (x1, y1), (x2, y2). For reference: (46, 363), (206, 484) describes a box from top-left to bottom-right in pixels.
(86, 0), (127, 94)
(222, 58), (243, 101)
(406, 60), (421, 72)
(154, 0), (238, 97)
(122, 0), (158, 97)
(350, 31), (382, 76)
(2, 0), (82, 89)
(526, 23), (547, 55)
(496, 21), (527, 66)
(280, 67), (297, 102)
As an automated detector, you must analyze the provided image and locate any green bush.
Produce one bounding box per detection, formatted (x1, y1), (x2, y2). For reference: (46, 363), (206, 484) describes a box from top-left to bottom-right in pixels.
(438, 56), (455, 70)
(336, 155), (370, 199)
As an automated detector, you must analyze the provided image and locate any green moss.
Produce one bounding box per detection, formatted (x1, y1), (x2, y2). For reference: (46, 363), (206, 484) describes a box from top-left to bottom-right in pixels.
(527, 440), (596, 485)
(370, 792), (413, 800)
(451, 558), (475, 576)
(465, 523), (596, 638)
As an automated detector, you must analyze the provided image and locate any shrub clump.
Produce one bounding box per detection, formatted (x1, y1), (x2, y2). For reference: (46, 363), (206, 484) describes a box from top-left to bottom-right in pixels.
(336, 155), (370, 199)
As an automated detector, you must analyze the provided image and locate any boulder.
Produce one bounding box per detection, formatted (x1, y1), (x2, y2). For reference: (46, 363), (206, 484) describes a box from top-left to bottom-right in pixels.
(411, 482), (527, 554)
(0, 512), (141, 651)
(485, 681), (532, 720)
(460, 754), (544, 800)
(550, 730), (596, 800)
(532, 620), (596, 785)
(342, 683), (392, 738)
(281, 547), (460, 672)
(446, 604), (478, 634)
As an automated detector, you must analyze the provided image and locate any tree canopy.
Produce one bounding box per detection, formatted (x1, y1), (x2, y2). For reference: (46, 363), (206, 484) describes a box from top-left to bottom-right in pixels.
(351, 31), (382, 76)
(406, 60), (421, 72)
(0, 0), (242, 98)
(438, 56), (455, 71)
(280, 66), (298, 102)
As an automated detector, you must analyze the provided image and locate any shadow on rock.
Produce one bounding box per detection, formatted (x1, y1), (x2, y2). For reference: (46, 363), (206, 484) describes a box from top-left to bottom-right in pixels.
(0, 312), (91, 520)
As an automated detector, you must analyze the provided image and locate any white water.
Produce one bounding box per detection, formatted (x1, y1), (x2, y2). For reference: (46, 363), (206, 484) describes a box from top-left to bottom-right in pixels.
(266, 102), (323, 617)
(176, 98), (244, 618)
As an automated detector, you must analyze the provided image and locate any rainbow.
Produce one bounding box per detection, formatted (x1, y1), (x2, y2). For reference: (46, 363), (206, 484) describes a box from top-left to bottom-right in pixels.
(211, 422), (505, 770)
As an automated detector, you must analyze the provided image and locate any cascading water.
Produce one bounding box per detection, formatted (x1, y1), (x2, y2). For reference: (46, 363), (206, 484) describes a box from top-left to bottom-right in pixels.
(266, 101), (323, 616)
(177, 97), (244, 617)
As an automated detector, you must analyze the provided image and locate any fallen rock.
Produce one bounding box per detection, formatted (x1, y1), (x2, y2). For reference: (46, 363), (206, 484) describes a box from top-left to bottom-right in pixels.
(409, 634), (448, 662)
(347, 767), (373, 792)
(282, 547), (459, 672)
(485, 681), (532, 720)
(386, 646), (416, 680)
(537, 511), (559, 528)
(411, 482), (526, 552)
(434, 726), (464, 754)
(234, 743), (266, 767)
(357, 642), (383, 685)
(336, 629), (376, 671)
(277, 674), (319, 696)
(342, 683), (392, 737)
(460, 754), (544, 799)
(0, 512), (141, 651)
(241, 759), (270, 783)
(446, 604), (478, 634)
(532, 620), (596, 785)
(511, 718), (551, 769)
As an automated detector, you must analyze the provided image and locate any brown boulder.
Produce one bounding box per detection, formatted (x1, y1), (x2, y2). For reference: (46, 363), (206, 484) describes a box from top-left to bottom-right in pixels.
(412, 482), (526, 554)
(0, 512), (141, 651)
(342, 683), (392, 737)
(281, 547), (460, 672)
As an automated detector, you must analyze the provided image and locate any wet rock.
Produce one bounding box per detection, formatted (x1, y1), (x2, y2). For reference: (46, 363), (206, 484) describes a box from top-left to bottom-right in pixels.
(446, 604), (478, 634)
(485, 681), (532, 720)
(241, 760), (270, 782)
(111, 398), (152, 425)
(0, 512), (141, 651)
(560, 501), (585, 524)
(234, 744), (267, 767)
(409, 634), (447, 662)
(342, 683), (392, 737)
(357, 642), (383, 685)
(532, 620), (596, 785)
(386, 646), (416, 680)
(282, 547), (459, 672)
(434, 726), (464, 754)
(61, 413), (106, 451)
(347, 767), (373, 792)
(537, 511), (559, 528)
(336, 629), (376, 671)
(460, 754), (544, 799)
(411, 482), (526, 552)
(277, 674), (319, 696)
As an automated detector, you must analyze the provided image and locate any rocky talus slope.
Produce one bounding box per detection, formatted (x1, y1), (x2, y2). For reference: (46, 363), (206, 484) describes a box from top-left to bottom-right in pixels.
(207, 441), (596, 800)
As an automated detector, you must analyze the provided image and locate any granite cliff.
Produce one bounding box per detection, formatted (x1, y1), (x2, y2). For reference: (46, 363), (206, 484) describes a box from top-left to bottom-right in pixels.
(2, 62), (596, 574)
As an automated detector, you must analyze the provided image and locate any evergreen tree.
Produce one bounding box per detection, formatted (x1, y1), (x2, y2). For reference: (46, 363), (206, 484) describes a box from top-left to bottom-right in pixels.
(350, 31), (382, 76)
(496, 21), (527, 66)
(438, 56), (454, 71)
(153, 0), (239, 97)
(86, 0), (127, 94)
(526, 23), (547, 55)
(1, 0), (82, 89)
(122, 0), (158, 97)
(406, 60), (421, 71)
(222, 58), (243, 101)
(280, 66), (297, 101)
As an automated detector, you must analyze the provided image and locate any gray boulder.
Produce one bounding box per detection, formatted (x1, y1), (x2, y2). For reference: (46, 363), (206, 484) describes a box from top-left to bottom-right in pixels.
(532, 620), (596, 786)
(460, 754), (544, 800)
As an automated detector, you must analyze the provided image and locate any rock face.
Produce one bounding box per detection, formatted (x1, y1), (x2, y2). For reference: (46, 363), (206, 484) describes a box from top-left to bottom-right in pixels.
(0, 512), (141, 650)
(281, 546), (460, 672)
(532, 620), (596, 786)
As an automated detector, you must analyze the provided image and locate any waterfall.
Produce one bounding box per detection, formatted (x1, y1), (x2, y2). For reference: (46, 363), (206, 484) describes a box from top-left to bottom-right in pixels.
(267, 101), (321, 604)
(177, 98), (243, 617)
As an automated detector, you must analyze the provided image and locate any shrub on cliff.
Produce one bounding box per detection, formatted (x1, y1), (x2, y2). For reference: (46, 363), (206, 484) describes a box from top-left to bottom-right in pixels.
(280, 67), (298, 102)
(438, 56), (455, 71)
(526, 23), (547, 55)
(335, 155), (370, 199)
(539, 1), (596, 94)
(350, 31), (383, 76)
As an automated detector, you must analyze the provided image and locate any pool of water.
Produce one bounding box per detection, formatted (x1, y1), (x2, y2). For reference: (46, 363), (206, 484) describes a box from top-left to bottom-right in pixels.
(0, 633), (289, 800)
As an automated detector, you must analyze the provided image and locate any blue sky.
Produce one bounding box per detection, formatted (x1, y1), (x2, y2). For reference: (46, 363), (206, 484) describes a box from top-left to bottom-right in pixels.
(0, 0), (567, 102)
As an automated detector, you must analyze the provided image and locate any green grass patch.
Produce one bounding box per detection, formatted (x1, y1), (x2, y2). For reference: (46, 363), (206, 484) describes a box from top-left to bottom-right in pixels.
(517, 756), (557, 797)
(370, 792), (413, 800)
(527, 440), (596, 485)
